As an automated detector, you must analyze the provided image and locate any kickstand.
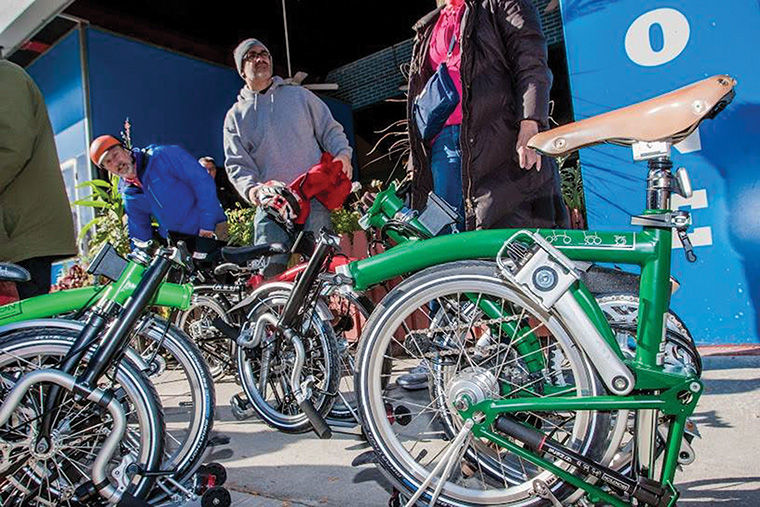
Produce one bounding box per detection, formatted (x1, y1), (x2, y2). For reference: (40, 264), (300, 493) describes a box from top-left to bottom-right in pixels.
(404, 419), (474, 507)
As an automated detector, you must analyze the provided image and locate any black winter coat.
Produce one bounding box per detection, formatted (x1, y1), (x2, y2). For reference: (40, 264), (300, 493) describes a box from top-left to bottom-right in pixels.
(407, 0), (567, 230)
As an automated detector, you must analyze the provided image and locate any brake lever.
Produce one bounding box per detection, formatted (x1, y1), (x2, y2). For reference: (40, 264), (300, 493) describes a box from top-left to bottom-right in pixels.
(677, 230), (697, 263)
(170, 241), (195, 273)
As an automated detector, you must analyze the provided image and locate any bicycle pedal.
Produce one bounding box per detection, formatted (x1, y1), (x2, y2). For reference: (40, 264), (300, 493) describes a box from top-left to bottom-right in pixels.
(230, 392), (251, 409)
(230, 393), (256, 420)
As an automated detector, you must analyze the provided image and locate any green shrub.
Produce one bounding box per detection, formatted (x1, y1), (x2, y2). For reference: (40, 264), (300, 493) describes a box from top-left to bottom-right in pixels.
(74, 175), (130, 258)
(226, 205), (258, 246)
(331, 208), (362, 235)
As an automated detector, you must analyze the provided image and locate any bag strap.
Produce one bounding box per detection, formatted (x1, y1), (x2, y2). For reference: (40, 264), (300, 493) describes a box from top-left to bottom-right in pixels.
(446, 32), (457, 59)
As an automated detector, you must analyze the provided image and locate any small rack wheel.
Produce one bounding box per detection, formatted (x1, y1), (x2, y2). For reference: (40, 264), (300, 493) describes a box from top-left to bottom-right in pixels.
(201, 486), (231, 507)
(204, 462), (227, 486)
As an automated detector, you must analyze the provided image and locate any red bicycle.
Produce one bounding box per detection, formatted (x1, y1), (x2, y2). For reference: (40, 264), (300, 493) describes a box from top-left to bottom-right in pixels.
(174, 234), (373, 429)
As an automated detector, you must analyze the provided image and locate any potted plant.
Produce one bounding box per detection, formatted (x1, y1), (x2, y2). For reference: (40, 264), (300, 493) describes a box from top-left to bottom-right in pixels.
(560, 157), (587, 229)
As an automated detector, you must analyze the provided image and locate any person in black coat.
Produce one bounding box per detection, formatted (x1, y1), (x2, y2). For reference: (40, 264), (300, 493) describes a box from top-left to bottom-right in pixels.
(198, 156), (246, 210)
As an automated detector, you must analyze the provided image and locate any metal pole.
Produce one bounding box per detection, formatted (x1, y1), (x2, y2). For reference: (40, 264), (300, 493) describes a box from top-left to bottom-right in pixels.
(281, 0), (292, 78)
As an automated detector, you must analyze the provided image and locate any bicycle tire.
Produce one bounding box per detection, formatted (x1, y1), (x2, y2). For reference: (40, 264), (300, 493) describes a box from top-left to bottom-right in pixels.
(356, 261), (608, 506)
(0, 327), (164, 504)
(136, 316), (215, 500)
(237, 283), (340, 434)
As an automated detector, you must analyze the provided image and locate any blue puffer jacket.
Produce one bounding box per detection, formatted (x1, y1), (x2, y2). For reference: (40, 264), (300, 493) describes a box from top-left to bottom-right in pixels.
(120, 145), (226, 242)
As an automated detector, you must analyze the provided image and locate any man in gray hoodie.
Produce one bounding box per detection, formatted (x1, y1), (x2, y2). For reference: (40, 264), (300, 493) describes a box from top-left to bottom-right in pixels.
(224, 38), (353, 275)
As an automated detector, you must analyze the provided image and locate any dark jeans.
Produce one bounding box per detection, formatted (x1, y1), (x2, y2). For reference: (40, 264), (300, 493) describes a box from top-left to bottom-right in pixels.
(253, 199), (332, 277)
(430, 125), (465, 232)
(16, 256), (54, 299)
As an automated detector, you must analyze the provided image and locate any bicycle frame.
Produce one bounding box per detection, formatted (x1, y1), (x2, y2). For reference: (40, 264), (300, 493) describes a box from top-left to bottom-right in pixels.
(343, 167), (699, 503)
(347, 227), (670, 369)
(0, 267), (192, 328)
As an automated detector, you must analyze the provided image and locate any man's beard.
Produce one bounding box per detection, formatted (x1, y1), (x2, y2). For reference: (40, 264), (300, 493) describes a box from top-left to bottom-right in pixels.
(253, 65), (271, 81)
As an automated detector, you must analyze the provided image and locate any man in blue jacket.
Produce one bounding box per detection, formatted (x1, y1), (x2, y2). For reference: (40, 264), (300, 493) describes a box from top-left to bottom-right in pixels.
(89, 135), (226, 248)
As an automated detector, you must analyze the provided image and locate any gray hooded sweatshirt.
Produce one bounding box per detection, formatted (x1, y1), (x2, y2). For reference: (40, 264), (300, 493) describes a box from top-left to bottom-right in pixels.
(223, 76), (352, 202)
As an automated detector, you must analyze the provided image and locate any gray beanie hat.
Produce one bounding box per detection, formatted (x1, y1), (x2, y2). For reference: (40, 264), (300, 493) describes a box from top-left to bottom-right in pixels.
(233, 38), (270, 78)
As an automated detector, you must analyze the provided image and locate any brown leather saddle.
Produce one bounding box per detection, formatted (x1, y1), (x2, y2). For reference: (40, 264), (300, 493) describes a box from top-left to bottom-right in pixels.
(529, 75), (736, 158)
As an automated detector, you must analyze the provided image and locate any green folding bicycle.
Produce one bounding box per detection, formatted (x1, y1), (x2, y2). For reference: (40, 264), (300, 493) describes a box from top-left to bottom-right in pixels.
(345, 74), (736, 506)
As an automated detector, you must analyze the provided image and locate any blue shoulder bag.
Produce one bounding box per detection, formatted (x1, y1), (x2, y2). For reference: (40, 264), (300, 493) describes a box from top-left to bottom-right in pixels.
(413, 34), (460, 142)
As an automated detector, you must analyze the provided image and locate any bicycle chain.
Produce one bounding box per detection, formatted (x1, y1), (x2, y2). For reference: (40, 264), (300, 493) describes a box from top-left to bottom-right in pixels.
(407, 314), (524, 359)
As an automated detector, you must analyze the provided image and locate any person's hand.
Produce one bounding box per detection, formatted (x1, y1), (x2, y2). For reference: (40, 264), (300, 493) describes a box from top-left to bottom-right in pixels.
(516, 120), (542, 171)
(335, 153), (353, 180)
(198, 229), (215, 238)
(248, 184), (263, 205)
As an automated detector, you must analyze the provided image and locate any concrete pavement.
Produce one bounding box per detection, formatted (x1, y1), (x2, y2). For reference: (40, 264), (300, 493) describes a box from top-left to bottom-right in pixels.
(677, 355), (760, 505)
(194, 355), (760, 506)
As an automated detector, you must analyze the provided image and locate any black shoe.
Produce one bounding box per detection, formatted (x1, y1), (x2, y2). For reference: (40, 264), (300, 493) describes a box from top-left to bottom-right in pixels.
(396, 363), (430, 391)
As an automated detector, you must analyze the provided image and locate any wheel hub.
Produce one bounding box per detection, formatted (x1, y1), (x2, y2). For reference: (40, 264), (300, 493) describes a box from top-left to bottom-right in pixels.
(446, 367), (499, 410)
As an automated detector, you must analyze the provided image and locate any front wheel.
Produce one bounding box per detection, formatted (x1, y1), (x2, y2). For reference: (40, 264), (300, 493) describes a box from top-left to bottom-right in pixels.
(356, 261), (608, 506)
(0, 327), (164, 504)
(236, 283), (340, 434)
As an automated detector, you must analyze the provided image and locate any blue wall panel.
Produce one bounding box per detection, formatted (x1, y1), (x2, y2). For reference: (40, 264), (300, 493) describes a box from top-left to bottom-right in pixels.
(560, 1), (760, 344)
(87, 27), (356, 174)
(87, 28), (242, 164)
(26, 29), (85, 136)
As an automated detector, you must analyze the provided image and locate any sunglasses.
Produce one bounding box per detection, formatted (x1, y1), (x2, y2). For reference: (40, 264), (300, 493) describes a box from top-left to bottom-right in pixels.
(243, 50), (270, 62)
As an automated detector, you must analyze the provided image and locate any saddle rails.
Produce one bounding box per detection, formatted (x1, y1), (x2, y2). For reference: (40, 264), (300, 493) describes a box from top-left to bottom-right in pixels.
(339, 74), (736, 392)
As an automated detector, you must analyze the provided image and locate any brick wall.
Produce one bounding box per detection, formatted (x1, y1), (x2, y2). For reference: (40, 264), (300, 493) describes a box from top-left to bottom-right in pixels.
(325, 1), (564, 110)
(325, 40), (413, 110)
(535, 0), (564, 46)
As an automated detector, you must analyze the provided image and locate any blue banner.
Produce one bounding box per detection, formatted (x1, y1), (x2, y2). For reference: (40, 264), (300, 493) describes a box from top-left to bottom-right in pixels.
(559, 1), (760, 344)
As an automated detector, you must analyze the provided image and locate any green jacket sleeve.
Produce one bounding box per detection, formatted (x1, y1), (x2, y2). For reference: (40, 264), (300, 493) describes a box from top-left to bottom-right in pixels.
(0, 65), (36, 194)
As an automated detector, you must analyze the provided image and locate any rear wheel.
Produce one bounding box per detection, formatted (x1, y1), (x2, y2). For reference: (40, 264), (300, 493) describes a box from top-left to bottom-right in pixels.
(597, 294), (701, 376)
(591, 294), (700, 481)
(356, 262), (607, 506)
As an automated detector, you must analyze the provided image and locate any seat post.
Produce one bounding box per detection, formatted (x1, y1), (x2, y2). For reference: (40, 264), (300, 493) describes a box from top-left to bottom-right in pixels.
(646, 156), (673, 211)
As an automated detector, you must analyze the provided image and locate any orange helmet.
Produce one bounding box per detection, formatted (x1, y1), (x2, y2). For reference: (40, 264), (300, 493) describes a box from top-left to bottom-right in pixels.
(89, 135), (122, 167)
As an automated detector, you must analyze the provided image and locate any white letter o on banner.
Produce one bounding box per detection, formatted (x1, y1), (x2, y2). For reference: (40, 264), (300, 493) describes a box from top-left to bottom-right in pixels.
(625, 8), (690, 67)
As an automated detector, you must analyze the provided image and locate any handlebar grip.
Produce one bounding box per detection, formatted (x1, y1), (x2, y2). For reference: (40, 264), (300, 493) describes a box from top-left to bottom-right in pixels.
(299, 399), (332, 439)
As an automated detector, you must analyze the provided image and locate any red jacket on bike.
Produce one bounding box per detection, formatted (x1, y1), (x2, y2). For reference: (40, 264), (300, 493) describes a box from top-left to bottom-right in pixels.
(290, 152), (352, 224)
